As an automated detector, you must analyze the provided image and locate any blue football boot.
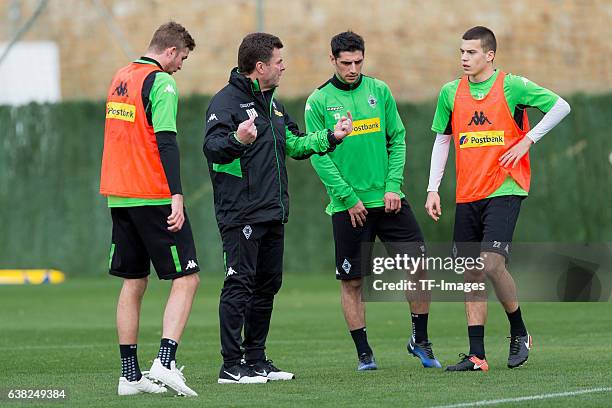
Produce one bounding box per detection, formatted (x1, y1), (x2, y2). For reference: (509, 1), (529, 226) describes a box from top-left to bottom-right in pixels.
(407, 336), (442, 368)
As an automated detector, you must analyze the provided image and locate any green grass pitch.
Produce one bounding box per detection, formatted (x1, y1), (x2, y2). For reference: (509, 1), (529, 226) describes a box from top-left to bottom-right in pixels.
(1, 273), (611, 407)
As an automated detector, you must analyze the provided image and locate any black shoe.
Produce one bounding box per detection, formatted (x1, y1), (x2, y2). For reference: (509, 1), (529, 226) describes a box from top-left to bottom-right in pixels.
(508, 333), (532, 368)
(249, 359), (295, 381)
(217, 362), (268, 384)
(445, 353), (489, 372)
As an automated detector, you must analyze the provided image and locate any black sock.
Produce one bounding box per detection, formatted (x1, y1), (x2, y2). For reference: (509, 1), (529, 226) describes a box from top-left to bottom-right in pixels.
(350, 327), (372, 356)
(157, 338), (178, 369)
(468, 325), (485, 359)
(506, 307), (527, 337)
(411, 313), (429, 343)
(120, 344), (142, 382)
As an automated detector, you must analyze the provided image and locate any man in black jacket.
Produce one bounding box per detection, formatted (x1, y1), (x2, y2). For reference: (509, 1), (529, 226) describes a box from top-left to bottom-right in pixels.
(204, 32), (353, 384)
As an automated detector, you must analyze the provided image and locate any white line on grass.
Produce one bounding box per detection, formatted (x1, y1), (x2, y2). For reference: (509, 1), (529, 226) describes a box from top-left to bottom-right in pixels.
(430, 387), (612, 408)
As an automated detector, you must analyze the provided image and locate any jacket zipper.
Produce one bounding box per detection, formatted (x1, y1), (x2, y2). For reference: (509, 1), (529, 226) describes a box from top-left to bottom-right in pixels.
(259, 88), (286, 222)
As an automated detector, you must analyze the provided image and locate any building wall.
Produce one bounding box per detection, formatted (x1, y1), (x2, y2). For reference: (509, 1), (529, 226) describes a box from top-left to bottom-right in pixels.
(2, 0), (610, 101)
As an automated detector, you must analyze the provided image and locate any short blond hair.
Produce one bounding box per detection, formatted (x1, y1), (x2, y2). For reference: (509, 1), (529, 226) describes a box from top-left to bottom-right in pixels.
(148, 21), (195, 53)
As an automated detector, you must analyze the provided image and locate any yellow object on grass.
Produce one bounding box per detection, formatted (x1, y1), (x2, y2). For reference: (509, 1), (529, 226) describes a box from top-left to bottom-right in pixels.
(0, 269), (65, 285)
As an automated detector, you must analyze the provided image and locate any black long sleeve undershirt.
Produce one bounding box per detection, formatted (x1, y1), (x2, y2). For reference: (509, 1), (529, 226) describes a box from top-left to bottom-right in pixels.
(156, 130), (182, 195)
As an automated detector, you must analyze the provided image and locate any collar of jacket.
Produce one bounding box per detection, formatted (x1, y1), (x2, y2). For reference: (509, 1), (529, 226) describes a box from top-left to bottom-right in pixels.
(137, 56), (164, 71)
(228, 67), (276, 96)
(330, 73), (363, 91)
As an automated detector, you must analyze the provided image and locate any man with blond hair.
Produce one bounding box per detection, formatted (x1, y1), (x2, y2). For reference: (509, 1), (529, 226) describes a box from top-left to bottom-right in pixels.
(101, 21), (199, 396)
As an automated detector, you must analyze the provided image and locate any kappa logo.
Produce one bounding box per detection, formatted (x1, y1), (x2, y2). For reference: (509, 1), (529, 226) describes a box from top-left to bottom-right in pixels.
(246, 108), (258, 119)
(163, 84), (176, 94)
(468, 111), (492, 126)
(367, 94), (377, 108)
(342, 259), (351, 274)
(112, 81), (128, 97)
(305, 103), (312, 111)
(186, 260), (198, 270)
(226, 267), (237, 277)
(208, 113), (218, 122)
(243, 225), (252, 239)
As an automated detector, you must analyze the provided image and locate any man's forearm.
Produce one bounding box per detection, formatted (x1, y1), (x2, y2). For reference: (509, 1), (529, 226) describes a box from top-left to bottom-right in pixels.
(385, 133), (406, 193)
(427, 133), (451, 192)
(311, 154), (359, 207)
(287, 128), (342, 159)
(203, 131), (248, 164)
(156, 131), (183, 195)
(526, 97), (571, 143)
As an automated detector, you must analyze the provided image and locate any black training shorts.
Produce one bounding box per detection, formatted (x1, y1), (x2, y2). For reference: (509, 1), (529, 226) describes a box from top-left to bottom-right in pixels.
(109, 205), (200, 280)
(453, 195), (524, 261)
(331, 199), (426, 280)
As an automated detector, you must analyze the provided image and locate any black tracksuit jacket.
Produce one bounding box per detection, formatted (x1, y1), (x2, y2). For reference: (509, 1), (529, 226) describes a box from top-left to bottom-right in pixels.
(203, 68), (340, 231)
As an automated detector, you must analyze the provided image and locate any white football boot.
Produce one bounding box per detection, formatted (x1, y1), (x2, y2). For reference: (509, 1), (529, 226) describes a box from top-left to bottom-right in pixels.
(117, 375), (167, 396)
(148, 358), (198, 397)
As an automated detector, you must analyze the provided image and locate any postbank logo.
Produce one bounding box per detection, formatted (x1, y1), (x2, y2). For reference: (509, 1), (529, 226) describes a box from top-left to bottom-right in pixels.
(106, 102), (136, 122)
(458, 130), (505, 148)
(350, 117), (381, 136)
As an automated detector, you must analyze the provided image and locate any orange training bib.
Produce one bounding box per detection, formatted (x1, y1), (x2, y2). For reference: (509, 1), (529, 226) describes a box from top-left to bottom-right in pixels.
(100, 63), (171, 199)
(451, 71), (531, 203)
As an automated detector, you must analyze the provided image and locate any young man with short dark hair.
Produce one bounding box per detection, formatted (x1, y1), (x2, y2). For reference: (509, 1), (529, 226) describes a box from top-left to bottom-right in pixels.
(305, 31), (441, 371)
(204, 32), (353, 384)
(101, 21), (199, 396)
(425, 26), (570, 371)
